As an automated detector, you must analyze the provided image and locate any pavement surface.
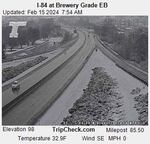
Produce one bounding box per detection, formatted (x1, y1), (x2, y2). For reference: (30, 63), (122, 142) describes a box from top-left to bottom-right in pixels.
(36, 44), (147, 125)
(2, 30), (95, 125)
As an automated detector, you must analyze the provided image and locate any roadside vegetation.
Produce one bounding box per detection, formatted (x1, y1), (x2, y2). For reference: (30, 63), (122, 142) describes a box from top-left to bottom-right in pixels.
(61, 67), (124, 125)
(2, 56), (47, 83)
(61, 16), (148, 72)
(93, 17), (148, 72)
(2, 18), (63, 59)
(131, 87), (148, 125)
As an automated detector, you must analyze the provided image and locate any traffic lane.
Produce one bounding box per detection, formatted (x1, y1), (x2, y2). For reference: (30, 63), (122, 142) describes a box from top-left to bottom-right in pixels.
(36, 35), (96, 125)
(2, 35), (79, 91)
(2, 33), (95, 125)
(2, 31), (85, 108)
(2, 32), (87, 124)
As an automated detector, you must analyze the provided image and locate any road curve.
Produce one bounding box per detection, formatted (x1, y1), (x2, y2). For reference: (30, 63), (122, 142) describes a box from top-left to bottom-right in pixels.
(2, 31), (82, 109)
(96, 36), (148, 85)
(3, 30), (95, 125)
(2, 34), (79, 90)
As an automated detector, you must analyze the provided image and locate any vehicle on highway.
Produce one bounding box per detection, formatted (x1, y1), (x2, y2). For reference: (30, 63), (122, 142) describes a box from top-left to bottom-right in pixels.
(74, 29), (77, 33)
(12, 81), (20, 91)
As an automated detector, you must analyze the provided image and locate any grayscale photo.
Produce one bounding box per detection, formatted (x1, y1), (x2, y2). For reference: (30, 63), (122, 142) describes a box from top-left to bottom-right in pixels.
(2, 16), (148, 125)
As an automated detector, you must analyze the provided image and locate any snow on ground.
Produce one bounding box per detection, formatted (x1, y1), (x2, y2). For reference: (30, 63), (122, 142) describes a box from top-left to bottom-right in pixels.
(2, 49), (63, 69)
(49, 37), (63, 43)
(5, 44), (34, 55)
(35, 39), (46, 44)
(5, 37), (62, 55)
(36, 49), (147, 125)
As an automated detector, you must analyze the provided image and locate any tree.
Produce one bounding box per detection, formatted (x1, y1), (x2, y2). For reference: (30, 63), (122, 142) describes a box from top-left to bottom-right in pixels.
(18, 27), (28, 48)
(61, 31), (71, 43)
(134, 28), (148, 62)
(2, 43), (6, 59)
(9, 38), (18, 51)
(27, 27), (40, 45)
(39, 19), (54, 39)
(2, 25), (12, 45)
(26, 20), (40, 45)
(100, 18), (118, 43)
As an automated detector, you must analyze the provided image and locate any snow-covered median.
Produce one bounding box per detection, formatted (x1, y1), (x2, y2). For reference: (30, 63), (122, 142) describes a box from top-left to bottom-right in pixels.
(2, 56), (47, 83)
(62, 67), (124, 125)
(36, 49), (147, 125)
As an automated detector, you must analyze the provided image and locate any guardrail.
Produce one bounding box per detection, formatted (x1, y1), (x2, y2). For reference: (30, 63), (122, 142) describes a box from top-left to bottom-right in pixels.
(2, 31), (85, 116)
(2, 34), (79, 91)
(96, 36), (148, 85)
(29, 34), (96, 125)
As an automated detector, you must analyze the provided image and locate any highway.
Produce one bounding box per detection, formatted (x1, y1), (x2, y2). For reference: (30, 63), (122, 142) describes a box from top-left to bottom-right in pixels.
(96, 36), (148, 85)
(35, 35), (148, 125)
(2, 31), (81, 109)
(2, 30), (95, 125)
(2, 35), (78, 91)
(2, 28), (147, 125)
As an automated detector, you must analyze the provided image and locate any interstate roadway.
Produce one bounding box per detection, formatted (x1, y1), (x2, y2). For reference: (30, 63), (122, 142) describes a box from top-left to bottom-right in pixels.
(2, 30), (95, 125)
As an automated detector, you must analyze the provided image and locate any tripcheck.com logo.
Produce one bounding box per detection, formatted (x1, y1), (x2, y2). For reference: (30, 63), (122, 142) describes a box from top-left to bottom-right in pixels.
(9, 21), (27, 38)
(52, 127), (95, 133)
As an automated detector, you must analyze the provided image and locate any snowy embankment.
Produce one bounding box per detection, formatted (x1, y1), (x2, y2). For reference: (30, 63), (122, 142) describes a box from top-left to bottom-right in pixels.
(36, 49), (147, 125)
(131, 87), (148, 125)
(2, 49), (62, 69)
(2, 56), (48, 83)
(62, 67), (124, 125)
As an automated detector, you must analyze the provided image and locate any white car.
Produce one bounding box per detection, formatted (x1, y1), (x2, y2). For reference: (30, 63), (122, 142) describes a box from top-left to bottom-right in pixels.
(12, 81), (20, 91)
